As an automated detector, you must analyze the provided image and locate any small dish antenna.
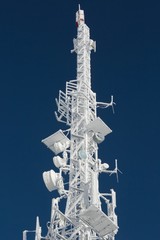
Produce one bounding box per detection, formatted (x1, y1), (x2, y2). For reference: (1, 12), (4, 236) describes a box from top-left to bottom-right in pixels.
(53, 156), (67, 168)
(93, 132), (105, 144)
(101, 163), (109, 170)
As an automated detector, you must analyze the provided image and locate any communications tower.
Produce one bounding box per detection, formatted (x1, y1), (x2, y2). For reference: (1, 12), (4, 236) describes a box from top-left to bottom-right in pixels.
(23, 6), (120, 240)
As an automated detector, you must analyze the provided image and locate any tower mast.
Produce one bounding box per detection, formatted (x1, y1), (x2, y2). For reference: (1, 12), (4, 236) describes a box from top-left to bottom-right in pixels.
(23, 6), (119, 240)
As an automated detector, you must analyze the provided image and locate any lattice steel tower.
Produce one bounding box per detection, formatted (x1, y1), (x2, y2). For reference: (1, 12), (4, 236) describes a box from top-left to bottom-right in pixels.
(23, 6), (120, 240)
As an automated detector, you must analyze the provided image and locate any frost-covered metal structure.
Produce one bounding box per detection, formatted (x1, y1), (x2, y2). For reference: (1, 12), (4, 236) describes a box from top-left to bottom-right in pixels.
(23, 6), (119, 240)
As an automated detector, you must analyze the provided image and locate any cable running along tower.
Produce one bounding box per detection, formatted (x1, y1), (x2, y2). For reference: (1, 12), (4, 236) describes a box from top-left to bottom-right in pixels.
(23, 6), (120, 240)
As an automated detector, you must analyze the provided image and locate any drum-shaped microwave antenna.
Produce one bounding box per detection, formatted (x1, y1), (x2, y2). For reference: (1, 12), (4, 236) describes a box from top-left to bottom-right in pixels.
(53, 156), (67, 168)
(42, 170), (59, 192)
(101, 163), (109, 170)
(93, 132), (105, 144)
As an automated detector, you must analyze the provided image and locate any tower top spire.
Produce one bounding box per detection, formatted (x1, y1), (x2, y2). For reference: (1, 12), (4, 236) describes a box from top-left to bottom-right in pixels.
(76, 5), (85, 27)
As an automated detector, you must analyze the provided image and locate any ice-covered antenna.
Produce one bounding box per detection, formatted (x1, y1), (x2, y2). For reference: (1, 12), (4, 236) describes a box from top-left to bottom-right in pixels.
(35, 217), (41, 240)
(23, 217), (42, 240)
(100, 159), (122, 182)
(111, 95), (116, 114)
(110, 159), (123, 182)
(97, 95), (116, 114)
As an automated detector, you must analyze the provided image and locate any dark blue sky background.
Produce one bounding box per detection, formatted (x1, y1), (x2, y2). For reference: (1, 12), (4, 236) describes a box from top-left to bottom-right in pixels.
(0, 0), (160, 239)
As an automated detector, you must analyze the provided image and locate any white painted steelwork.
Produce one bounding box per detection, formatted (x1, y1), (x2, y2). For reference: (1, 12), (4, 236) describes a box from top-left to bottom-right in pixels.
(23, 5), (119, 240)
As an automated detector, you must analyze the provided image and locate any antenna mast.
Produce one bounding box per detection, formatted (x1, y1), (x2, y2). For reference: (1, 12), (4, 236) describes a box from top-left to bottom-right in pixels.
(23, 7), (119, 240)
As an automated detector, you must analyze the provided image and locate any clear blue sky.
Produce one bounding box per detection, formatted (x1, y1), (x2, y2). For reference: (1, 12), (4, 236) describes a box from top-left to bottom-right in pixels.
(0, 0), (160, 239)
